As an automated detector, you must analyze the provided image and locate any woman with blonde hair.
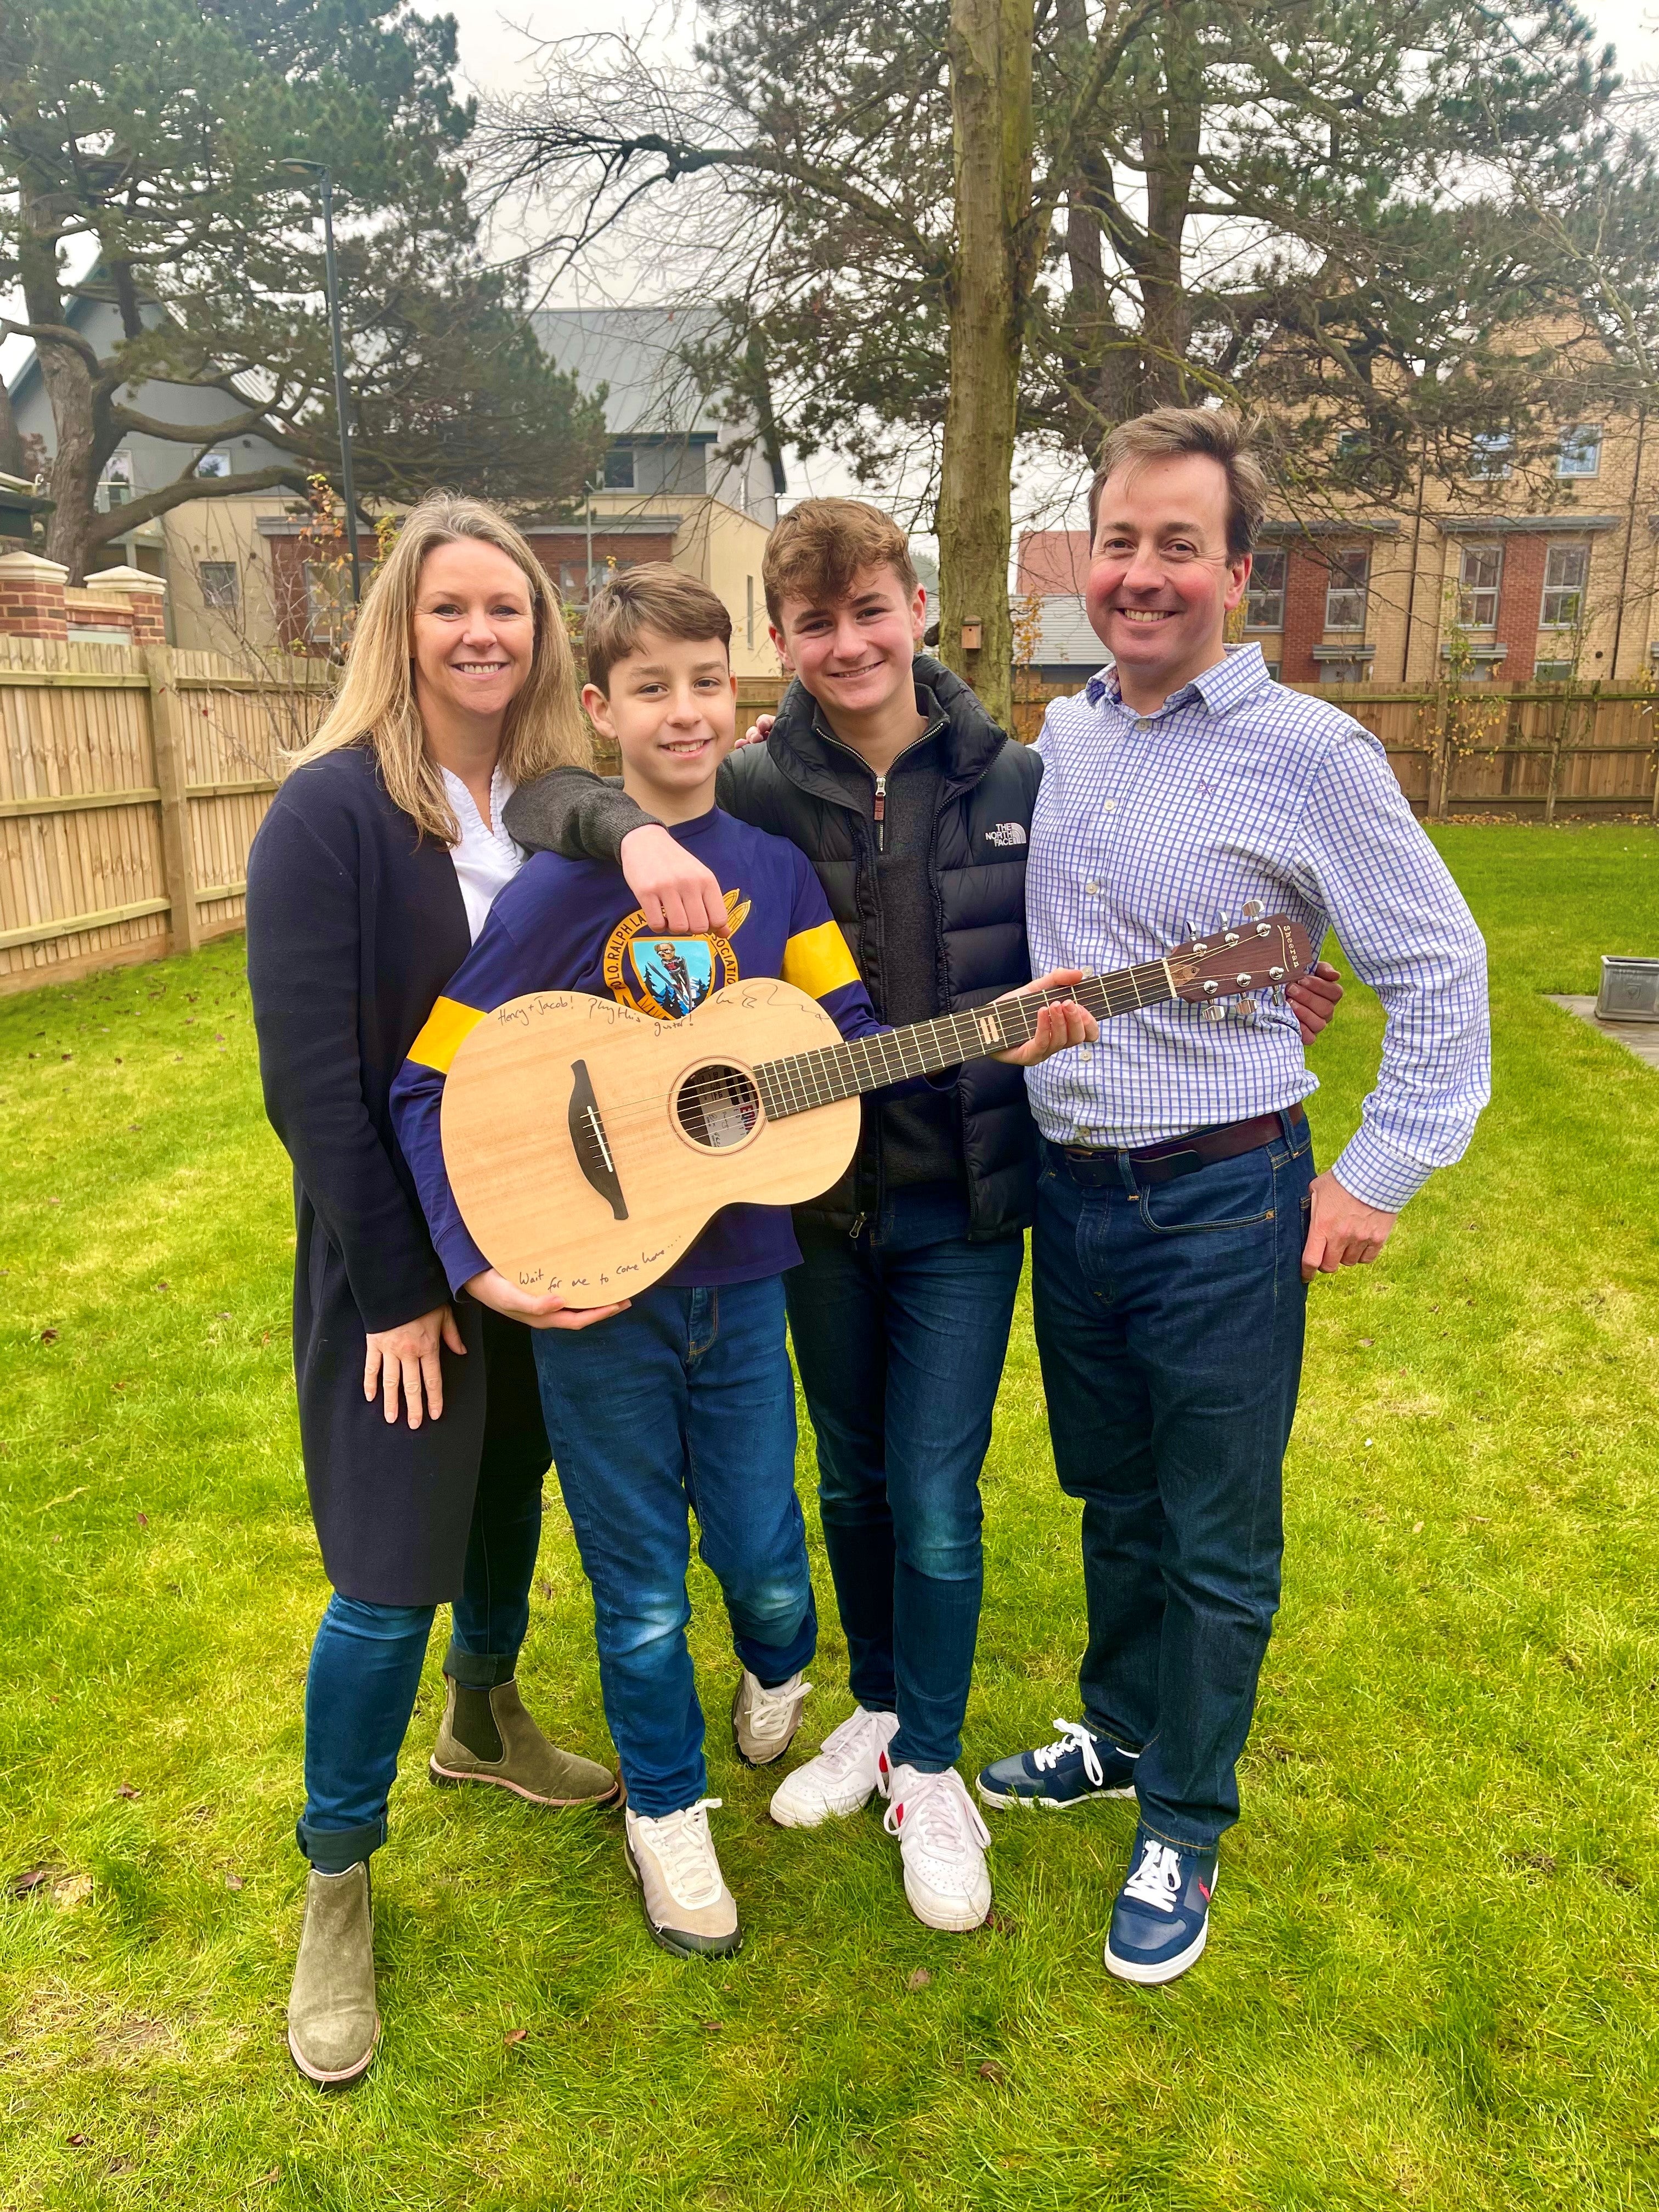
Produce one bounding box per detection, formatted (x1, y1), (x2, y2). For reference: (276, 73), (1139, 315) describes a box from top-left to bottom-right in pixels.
(246, 494), (621, 2086)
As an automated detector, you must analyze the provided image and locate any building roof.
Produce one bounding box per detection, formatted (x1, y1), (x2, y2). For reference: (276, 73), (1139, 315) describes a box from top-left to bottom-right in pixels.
(532, 307), (727, 439)
(1018, 593), (1109, 671)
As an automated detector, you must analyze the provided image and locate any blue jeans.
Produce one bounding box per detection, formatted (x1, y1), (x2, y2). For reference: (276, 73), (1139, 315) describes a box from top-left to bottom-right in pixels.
(787, 1183), (1025, 1773)
(1031, 1119), (1314, 1850)
(531, 1276), (816, 1818)
(297, 1426), (547, 1871)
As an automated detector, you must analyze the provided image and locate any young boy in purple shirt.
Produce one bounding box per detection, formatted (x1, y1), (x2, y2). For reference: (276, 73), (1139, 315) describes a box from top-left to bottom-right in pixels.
(391, 568), (1090, 1958)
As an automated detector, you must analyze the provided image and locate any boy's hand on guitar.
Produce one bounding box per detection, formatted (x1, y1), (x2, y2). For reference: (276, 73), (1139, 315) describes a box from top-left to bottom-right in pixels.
(619, 825), (731, 938)
(737, 713), (775, 749)
(464, 1268), (630, 1330)
(1288, 959), (1342, 1045)
(363, 1303), (465, 1430)
(991, 969), (1099, 1068)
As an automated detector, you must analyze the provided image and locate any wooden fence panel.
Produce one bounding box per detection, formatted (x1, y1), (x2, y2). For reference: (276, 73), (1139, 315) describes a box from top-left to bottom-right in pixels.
(0, 658), (1653, 997)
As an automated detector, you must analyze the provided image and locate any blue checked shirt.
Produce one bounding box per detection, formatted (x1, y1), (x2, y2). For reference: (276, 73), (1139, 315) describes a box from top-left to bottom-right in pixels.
(1025, 644), (1490, 1212)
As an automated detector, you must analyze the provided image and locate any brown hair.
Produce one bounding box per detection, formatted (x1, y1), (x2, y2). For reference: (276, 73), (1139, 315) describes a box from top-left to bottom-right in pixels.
(762, 498), (918, 625)
(291, 493), (589, 843)
(1087, 407), (1268, 562)
(583, 564), (732, 694)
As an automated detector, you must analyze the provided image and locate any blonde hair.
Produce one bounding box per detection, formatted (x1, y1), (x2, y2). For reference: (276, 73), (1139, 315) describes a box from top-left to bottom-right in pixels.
(762, 498), (918, 625)
(1088, 407), (1269, 561)
(584, 564), (732, 694)
(291, 493), (591, 842)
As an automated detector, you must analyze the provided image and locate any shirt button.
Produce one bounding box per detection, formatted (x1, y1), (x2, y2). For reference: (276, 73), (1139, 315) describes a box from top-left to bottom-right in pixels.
(1135, 719), (1154, 733)
(1102, 800), (1116, 813)
(1084, 879), (1101, 895)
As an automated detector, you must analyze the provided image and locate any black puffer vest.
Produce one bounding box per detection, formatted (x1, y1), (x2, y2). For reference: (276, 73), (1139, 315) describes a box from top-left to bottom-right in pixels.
(717, 656), (1043, 1239)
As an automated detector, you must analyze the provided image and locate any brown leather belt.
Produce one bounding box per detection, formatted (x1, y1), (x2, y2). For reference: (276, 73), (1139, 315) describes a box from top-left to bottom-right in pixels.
(1053, 1103), (1307, 1188)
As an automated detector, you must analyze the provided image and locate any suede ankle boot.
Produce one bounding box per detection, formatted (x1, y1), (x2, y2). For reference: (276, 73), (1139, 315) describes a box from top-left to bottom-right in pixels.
(287, 1861), (379, 2085)
(429, 1676), (619, 1807)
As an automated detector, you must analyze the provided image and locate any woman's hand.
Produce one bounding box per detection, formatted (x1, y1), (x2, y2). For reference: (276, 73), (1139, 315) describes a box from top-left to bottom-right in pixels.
(738, 713), (775, 749)
(619, 825), (730, 938)
(363, 1304), (465, 1430)
(991, 969), (1099, 1068)
(1288, 959), (1342, 1046)
(464, 1268), (629, 1330)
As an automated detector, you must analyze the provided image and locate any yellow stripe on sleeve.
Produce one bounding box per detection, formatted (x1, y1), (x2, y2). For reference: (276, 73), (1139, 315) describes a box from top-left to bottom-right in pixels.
(781, 917), (861, 1002)
(407, 995), (486, 1074)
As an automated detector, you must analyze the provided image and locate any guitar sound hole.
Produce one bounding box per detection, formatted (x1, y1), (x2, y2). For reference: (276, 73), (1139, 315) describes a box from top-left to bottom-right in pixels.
(674, 1062), (761, 1151)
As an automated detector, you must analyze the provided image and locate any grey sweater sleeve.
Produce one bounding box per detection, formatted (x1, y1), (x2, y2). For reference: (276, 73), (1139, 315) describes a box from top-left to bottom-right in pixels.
(503, 765), (659, 861)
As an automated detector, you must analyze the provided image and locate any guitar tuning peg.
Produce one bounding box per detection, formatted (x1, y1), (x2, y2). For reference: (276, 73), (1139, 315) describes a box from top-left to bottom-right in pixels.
(1242, 899), (1263, 920)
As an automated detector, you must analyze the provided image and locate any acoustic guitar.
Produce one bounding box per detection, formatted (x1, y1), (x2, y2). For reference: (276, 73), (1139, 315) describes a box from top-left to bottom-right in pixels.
(440, 914), (1314, 1306)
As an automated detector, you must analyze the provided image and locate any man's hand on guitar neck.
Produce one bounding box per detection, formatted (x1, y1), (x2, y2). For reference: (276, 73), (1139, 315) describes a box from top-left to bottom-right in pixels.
(991, 969), (1099, 1067)
(464, 1269), (630, 1330)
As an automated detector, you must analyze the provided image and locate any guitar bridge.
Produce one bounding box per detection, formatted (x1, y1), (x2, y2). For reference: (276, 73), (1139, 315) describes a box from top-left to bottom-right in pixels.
(567, 1058), (628, 1221)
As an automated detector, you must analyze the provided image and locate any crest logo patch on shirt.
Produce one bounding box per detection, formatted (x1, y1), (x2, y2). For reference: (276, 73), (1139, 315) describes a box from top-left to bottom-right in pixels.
(602, 888), (749, 1018)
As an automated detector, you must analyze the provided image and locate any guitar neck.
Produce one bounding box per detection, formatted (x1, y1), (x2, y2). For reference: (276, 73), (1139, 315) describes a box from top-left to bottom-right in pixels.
(752, 959), (1175, 1122)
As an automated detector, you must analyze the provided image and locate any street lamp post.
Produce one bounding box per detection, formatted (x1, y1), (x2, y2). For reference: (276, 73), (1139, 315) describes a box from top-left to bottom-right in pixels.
(279, 159), (363, 603)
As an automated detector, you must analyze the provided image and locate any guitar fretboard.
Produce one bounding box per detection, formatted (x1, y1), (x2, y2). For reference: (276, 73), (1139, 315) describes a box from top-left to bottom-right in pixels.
(752, 960), (1174, 1121)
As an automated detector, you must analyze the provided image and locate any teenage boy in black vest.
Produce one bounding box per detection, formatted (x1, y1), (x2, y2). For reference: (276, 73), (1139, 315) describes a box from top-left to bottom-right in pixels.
(506, 499), (1340, 1932)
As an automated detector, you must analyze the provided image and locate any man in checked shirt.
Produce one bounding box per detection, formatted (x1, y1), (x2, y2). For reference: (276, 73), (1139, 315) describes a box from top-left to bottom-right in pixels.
(974, 407), (1491, 1985)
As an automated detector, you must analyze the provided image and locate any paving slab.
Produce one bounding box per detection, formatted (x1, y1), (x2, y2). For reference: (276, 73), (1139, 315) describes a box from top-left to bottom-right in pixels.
(1545, 995), (1659, 1070)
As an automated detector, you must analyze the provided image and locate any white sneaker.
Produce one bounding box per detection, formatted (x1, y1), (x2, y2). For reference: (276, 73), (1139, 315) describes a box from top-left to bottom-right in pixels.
(769, 1705), (900, 1828)
(731, 1669), (812, 1767)
(624, 1799), (741, 1958)
(881, 1762), (993, 1932)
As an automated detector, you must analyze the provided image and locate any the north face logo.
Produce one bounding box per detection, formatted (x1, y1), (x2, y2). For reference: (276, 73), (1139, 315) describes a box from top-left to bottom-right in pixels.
(985, 821), (1028, 848)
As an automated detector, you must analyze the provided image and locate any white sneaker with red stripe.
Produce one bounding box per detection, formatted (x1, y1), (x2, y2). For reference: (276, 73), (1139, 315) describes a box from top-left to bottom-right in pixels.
(879, 1758), (992, 1931)
(769, 1705), (900, 1827)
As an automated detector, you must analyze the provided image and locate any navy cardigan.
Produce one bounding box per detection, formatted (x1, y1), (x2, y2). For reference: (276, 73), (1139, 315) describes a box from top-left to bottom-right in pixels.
(246, 743), (546, 1605)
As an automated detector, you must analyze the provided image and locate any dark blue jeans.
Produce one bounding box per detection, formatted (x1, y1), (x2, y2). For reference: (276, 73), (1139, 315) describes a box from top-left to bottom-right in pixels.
(787, 1183), (1026, 1773)
(297, 1426), (547, 1871)
(1031, 1119), (1313, 1850)
(531, 1276), (816, 1818)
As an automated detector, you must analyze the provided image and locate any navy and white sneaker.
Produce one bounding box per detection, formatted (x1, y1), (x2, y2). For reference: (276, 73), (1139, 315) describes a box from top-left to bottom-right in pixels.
(976, 1718), (1139, 1810)
(1104, 1825), (1218, 1985)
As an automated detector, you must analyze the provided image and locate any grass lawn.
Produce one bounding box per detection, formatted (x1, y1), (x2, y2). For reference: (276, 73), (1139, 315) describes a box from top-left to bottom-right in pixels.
(3, 823), (1658, 2211)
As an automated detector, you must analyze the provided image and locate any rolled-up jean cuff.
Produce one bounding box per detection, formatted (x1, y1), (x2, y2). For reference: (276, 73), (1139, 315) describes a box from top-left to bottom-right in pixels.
(296, 1815), (385, 1872)
(443, 1641), (518, 1690)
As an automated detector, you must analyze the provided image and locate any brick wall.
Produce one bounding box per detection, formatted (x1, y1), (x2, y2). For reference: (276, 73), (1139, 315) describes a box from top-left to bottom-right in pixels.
(1492, 535), (1548, 682)
(0, 552), (69, 640)
(1279, 548), (1329, 683)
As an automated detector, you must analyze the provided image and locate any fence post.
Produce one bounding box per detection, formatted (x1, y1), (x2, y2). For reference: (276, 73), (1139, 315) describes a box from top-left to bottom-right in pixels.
(145, 644), (201, 957)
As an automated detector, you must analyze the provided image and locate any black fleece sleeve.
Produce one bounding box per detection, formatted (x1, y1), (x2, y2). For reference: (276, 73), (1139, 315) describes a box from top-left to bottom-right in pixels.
(246, 795), (451, 1334)
(503, 765), (659, 862)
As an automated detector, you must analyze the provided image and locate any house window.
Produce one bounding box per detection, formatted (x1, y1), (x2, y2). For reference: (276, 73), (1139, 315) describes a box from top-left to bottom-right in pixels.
(99, 452), (133, 509)
(1245, 550), (1286, 631)
(1324, 550), (1369, 632)
(195, 450), (232, 479)
(602, 445), (635, 489)
(199, 560), (239, 611)
(1262, 660), (1282, 682)
(1319, 657), (1370, 686)
(1556, 425), (1602, 478)
(1540, 544), (1588, 629)
(1468, 432), (1514, 480)
(1457, 544), (1503, 629)
(1534, 659), (1576, 681)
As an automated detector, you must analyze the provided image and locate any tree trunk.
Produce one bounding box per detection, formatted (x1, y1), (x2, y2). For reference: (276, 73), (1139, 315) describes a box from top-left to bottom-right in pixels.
(938, 0), (1035, 732)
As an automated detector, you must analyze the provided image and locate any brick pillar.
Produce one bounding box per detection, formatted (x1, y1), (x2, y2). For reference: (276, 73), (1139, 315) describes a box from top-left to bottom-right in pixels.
(84, 565), (168, 644)
(1493, 535), (1548, 682)
(1280, 547), (1327, 684)
(0, 550), (69, 640)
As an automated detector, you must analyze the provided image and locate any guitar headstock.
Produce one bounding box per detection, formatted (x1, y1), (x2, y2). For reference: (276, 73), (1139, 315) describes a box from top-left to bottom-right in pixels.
(1166, 915), (1315, 1003)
